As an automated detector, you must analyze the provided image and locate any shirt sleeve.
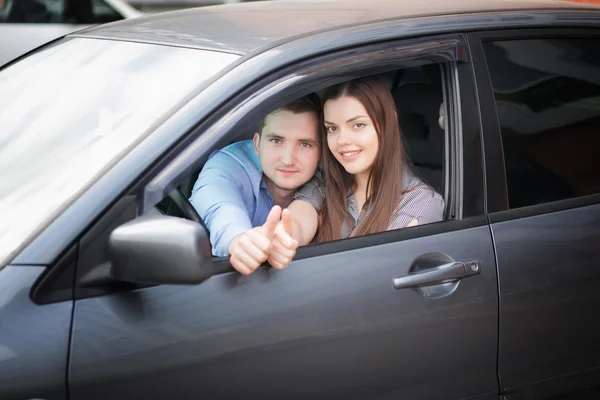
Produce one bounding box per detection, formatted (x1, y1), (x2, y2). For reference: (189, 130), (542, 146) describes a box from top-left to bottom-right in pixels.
(189, 152), (254, 257)
(293, 166), (326, 211)
(388, 186), (445, 230)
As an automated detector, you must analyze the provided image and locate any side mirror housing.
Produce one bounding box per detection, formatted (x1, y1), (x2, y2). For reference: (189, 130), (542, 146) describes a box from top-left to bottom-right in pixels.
(109, 216), (213, 285)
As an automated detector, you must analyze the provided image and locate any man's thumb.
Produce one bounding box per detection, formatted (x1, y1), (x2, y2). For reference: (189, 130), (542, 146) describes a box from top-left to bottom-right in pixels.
(263, 205), (282, 237)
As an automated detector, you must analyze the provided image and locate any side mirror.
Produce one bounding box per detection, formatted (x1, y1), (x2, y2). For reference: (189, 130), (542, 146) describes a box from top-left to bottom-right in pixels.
(109, 215), (213, 285)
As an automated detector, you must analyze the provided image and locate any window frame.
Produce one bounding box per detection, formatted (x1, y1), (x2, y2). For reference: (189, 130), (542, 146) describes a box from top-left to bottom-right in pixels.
(140, 33), (485, 274)
(469, 28), (600, 223)
(30, 33), (487, 303)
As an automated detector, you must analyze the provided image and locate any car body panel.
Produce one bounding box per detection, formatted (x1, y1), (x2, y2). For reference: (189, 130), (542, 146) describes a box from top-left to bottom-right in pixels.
(492, 203), (600, 397)
(70, 225), (498, 399)
(0, 265), (72, 400)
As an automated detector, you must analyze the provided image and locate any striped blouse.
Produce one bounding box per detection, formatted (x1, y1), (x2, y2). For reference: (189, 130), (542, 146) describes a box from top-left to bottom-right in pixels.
(294, 168), (445, 238)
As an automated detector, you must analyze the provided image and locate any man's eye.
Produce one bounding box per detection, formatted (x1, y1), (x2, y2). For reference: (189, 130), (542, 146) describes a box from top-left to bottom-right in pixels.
(300, 142), (312, 148)
(270, 139), (282, 144)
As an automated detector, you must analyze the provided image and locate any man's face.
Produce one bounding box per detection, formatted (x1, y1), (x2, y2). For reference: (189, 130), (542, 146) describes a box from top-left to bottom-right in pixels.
(254, 109), (320, 192)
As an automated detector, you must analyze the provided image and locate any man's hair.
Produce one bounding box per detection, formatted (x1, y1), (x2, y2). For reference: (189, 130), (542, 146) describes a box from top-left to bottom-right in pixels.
(258, 93), (321, 135)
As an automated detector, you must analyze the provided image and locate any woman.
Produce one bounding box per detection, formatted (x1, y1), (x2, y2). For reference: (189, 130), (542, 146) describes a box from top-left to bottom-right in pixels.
(288, 77), (445, 245)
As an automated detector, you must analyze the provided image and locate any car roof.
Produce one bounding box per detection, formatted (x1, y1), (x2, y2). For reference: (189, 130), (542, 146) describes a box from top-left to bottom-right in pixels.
(74, 0), (600, 55)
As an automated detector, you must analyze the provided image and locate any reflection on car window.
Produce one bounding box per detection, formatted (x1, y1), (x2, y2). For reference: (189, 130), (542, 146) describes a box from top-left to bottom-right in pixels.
(484, 39), (600, 208)
(0, 38), (238, 267)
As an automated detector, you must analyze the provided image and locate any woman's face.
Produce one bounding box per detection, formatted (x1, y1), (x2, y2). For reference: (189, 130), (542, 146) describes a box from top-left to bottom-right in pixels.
(323, 95), (379, 181)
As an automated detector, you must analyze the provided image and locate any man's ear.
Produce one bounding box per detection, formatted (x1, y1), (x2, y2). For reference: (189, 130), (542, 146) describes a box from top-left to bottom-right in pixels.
(253, 132), (260, 156)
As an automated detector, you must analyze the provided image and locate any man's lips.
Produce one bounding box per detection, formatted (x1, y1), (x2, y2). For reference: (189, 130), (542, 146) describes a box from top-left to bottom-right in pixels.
(277, 169), (299, 175)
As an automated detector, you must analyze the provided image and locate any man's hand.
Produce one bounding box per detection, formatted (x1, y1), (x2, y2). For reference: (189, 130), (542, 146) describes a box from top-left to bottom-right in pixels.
(267, 208), (299, 270)
(228, 206), (281, 275)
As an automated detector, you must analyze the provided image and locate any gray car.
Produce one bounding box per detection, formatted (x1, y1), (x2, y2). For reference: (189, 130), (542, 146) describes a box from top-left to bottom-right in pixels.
(1, 0), (600, 399)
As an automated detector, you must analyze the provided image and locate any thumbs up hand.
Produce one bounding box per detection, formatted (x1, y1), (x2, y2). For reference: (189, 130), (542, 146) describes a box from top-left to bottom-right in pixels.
(228, 206), (282, 275)
(267, 208), (299, 270)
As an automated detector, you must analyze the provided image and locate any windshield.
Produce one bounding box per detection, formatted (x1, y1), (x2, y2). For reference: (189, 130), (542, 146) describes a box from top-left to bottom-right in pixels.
(0, 37), (238, 266)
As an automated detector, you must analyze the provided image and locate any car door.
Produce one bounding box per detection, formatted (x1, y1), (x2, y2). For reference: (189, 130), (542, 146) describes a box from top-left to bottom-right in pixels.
(66, 36), (500, 400)
(472, 30), (600, 399)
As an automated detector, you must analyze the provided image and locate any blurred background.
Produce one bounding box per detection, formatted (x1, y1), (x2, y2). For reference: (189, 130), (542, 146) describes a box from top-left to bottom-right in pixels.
(0, 0), (275, 66)
(130, 0), (266, 13)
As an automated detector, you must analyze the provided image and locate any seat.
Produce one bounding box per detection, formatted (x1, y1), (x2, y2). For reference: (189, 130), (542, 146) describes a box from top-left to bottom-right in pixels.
(391, 65), (445, 195)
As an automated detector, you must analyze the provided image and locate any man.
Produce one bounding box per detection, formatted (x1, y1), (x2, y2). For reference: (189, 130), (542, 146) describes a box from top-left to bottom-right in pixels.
(190, 94), (321, 275)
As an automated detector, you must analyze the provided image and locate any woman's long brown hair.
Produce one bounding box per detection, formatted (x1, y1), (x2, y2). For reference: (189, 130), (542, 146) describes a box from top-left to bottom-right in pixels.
(316, 77), (406, 242)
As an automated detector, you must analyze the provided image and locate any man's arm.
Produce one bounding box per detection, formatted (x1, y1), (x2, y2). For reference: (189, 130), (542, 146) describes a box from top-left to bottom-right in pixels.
(190, 153), (254, 257)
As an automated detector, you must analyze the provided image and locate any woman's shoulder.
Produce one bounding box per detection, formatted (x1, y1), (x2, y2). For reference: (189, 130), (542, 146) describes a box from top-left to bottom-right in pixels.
(402, 168), (431, 191)
(398, 169), (445, 223)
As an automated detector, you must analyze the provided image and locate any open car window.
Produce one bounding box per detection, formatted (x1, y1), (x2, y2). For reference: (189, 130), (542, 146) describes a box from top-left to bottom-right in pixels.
(150, 63), (453, 256)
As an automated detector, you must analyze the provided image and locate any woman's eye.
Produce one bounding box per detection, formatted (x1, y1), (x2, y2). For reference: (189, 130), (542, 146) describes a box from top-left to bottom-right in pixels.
(325, 126), (336, 133)
(354, 122), (365, 129)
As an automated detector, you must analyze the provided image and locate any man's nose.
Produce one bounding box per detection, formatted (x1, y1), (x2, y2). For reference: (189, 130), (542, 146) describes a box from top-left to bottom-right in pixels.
(281, 144), (296, 165)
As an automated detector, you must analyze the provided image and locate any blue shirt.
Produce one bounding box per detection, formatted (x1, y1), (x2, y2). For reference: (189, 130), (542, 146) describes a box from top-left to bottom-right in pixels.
(190, 140), (274, 256)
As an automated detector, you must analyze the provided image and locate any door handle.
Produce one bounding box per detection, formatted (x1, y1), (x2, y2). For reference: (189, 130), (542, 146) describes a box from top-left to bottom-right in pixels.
(393, 261), (481, 289)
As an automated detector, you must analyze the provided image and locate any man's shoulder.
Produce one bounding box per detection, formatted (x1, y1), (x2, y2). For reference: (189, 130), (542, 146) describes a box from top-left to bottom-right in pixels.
(208, 140), (261, 172)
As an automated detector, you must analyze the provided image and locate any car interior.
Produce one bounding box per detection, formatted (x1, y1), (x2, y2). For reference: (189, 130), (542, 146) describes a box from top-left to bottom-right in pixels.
(152, 65), (448, 249)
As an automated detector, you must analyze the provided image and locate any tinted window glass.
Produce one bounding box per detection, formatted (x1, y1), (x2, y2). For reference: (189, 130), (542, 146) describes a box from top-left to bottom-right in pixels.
(484, 39), (600, 208)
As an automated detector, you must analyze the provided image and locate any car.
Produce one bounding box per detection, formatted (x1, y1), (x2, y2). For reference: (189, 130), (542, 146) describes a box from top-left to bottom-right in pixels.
(0, 0), (141, 66)
(1, 0), (600, 399)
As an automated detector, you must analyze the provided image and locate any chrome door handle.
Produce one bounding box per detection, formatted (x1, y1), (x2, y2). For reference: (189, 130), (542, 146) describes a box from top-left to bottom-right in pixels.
(393, 261), (481, 289)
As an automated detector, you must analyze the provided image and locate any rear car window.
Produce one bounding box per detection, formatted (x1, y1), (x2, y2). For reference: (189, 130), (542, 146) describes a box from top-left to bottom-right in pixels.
(484, 38), (600, 209)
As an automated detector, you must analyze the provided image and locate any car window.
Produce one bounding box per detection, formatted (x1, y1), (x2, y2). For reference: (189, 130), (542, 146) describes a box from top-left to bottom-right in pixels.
(483, 38), (600, 209)
(0, 38), (238, 267)
(168, 63), (451, 256)
(0, 0), (125, 23)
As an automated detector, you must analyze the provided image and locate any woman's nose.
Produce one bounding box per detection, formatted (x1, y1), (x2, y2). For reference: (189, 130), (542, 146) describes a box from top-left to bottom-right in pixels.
(337, 128), (351, 146)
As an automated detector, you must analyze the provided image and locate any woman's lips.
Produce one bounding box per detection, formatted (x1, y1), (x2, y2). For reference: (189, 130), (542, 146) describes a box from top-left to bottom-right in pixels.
(340, 149), (361, 161)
